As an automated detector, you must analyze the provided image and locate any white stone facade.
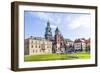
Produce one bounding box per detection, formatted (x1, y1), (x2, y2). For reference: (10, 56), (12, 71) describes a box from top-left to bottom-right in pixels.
(24, 37), (52, 55)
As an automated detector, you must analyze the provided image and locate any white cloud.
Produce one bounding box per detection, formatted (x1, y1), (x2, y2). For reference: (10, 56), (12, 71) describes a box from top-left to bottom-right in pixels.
(33, 12), (55, 23)
(50, 25), (57, 29)
(36, 12), (49, 20)
(31, 12), (90, 30)
(32, 12), (63, 29)
(68, 15), (91, 29)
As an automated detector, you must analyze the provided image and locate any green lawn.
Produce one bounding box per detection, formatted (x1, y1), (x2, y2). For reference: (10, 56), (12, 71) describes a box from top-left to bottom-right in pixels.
(24, 52), (90, 62)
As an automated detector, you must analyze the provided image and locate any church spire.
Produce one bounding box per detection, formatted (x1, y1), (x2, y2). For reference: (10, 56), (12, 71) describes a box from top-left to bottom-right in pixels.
(47, 21), (50, 27)
(45, 21), (52, 40)
(55, 27), (60, 35)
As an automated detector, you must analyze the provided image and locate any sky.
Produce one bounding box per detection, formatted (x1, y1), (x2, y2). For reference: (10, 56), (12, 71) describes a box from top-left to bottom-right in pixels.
(24, 11), (91, 41)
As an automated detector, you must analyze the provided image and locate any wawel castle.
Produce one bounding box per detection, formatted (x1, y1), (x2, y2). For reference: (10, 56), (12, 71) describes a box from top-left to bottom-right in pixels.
(24, 21), (90, 55)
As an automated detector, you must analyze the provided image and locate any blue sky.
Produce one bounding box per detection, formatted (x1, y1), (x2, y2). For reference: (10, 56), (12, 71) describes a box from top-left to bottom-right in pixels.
(24, 11), (91, 40)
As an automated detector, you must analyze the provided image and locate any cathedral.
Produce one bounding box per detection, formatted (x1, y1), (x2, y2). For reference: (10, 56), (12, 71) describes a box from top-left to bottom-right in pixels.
(45, 21), (67, 54)
(24, 21), (89, 55)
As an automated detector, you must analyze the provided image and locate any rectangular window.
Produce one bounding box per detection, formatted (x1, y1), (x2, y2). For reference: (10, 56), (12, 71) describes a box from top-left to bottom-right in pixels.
(36, 50), (37, 53)
(33, 50), (34, 53)
(39, 45), (40, 48)
(31, 45), (33, 48)
(35, 45), (37, 48)
(31, 41), (33, 44)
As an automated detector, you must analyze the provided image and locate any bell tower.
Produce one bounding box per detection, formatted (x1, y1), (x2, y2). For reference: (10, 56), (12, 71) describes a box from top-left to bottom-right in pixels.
(55, 27), (61, 44)
(54, 27), (61, 53)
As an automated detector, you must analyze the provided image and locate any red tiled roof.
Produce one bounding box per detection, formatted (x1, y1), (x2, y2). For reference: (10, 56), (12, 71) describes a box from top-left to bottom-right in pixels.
(74, 38), (85, 43)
